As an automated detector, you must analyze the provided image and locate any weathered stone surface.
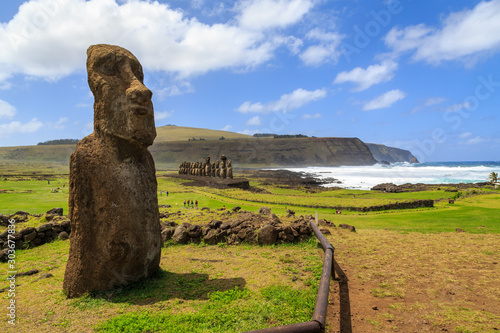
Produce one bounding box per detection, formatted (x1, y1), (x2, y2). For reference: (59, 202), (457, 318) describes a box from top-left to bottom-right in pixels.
(258, 225), (278, 245)
(46, 208), (63, 216)
(36, 224), (53, 232)
(258, 207), (272, 215)
(63, 44), (161, 298)
(23, 231), (37, 243)
(172, 226), (189, 244)
(58, 231), (69, 240)
(339, 224), (356, 232)
(20, 227), (36, 235)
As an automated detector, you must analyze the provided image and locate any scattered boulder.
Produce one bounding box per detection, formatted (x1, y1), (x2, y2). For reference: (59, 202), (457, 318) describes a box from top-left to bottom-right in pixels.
(258, 225), (278, 245)
(455, 228), (466, 233)
(258, 207), (272, 216)
(58, 231), (69, 240)
(172, 226), (190, 244)
(46, 208), (63, 216)
(339, 224), (356, 232)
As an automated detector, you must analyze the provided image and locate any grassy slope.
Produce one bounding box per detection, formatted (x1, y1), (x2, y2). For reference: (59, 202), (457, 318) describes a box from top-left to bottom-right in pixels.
(155, 125), (252, 142)
(1, 172), (499, 332)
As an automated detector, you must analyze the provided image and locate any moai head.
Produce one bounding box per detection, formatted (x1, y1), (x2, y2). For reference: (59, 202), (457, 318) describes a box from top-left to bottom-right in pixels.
(87, 44), (156, 148)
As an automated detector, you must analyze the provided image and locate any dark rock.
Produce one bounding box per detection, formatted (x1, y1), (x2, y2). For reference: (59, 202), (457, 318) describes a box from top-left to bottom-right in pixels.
(0, 249), (8, 262)
(188, 225), (202, 238)
(161, 228), (175, 242)
(258, 207), (272, 215)
(455, 228), (466, 233)
(20, 227), (36, 235)
(14, 211), (30, 216)
(319, 228), (331, 235)
(203, 229), (219, 245)
(172, 226), (190, 244)
(232, 206), (241, 212)
(58, 231), (69, 240)
(220, 222), (231, 230)
(36, 223), (53, 232)
(208, 220), (223, 229)
(10, 233), (22, 241)
(258, 225), (278, 245)
(23, 231), (37, 243)
(339, 224), (356, 232)
(46, 208), (63, 216)
(60, 220), (71, 233)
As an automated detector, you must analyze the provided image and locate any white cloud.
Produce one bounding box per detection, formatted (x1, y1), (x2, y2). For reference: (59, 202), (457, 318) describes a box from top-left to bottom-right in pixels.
(459, 132), (472, 139)
(237, 0), (314, 30)
(221, 125), (233, 131)
(155, 110), (174, 120)
(363, 89), (406, 111)
(445, 102), (472, 112)
(52, 117), (69, 129)
(246, 115), (261, 126)
(299, 28), (343, 66)
(0, 0), (316, 84)
(0, 118), (43, 138)
(302, 113), (322, 119)
(237, 88), (327, 113)
(238, 129), (260, 135)
(0, 99), (16, 119)
(462, 136), (487, 145)
(333, 60), (398, 91)
(385, 0), (500, 64)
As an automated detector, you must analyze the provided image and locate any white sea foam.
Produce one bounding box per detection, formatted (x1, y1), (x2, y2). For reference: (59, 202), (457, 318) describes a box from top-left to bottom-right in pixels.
(282, 162), (500, 190)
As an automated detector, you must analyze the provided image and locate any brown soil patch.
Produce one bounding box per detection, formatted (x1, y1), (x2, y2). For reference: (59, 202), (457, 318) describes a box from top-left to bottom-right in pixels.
(324, 229), (500, 332)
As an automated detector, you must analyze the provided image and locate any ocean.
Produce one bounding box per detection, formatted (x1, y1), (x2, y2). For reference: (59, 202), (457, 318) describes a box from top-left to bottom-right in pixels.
(282, 161), (500, 190)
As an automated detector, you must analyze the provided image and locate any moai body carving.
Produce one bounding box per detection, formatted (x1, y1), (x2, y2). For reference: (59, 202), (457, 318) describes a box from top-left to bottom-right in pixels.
(63, 44), (161, 298)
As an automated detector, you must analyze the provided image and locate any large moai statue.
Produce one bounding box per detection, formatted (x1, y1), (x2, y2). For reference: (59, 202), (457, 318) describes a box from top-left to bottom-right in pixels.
(215, 160), (220, 178)
(204, 157), (211, 177)
(211, 162), (216, 177)
(220, 155), (227, 179)
(63, 44), (161, 298)
(227, 159), (233, 179)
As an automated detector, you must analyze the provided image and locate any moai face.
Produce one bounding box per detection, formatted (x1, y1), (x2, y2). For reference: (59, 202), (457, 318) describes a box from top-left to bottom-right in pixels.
(87, 44), (156, 148)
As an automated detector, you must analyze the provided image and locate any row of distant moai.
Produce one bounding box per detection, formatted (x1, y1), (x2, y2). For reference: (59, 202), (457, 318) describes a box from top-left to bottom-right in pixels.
(179, 155), (233, 179)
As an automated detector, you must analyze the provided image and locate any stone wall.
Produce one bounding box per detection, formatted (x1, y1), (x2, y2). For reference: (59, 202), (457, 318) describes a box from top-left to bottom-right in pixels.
(161, 207), (316, 246)
(0, 208), (71, 261)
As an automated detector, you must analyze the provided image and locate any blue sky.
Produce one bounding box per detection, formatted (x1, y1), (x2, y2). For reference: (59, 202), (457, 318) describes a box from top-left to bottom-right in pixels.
(0, 0), (499, 162)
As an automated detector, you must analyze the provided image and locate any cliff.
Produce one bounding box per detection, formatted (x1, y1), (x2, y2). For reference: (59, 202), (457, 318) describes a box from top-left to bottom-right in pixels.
(150, 137), (377, 166)
(366, 143), (419, 164)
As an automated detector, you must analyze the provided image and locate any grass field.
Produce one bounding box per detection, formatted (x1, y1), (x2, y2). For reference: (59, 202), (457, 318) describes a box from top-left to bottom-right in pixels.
(1, 167), (499, 332)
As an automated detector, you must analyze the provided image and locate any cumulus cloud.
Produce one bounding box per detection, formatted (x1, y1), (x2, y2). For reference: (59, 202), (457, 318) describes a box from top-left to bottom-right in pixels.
(333, 60), (398, 91)
(246, 115), (261, 126)
(0, 118), (43, 138)
(237, 0), (314, 30)
(221, 124), (233, 131)
(155, 110), (174, 120)
(0, 99), (16, 119)
(0, 0), (316, 84)
(385, 0), (500, 63)
(237, 88), (327, 113)
(363, 89), (406, 111)
(299, 28), (344, 66)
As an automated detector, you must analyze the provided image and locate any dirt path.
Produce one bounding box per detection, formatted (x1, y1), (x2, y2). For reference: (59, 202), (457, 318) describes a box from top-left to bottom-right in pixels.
(324, 230), (500, 332)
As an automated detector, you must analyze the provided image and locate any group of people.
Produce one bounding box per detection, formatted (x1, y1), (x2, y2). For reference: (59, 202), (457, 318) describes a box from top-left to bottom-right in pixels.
(184, 199), (198, 208)
(159, 190), (169, 196)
